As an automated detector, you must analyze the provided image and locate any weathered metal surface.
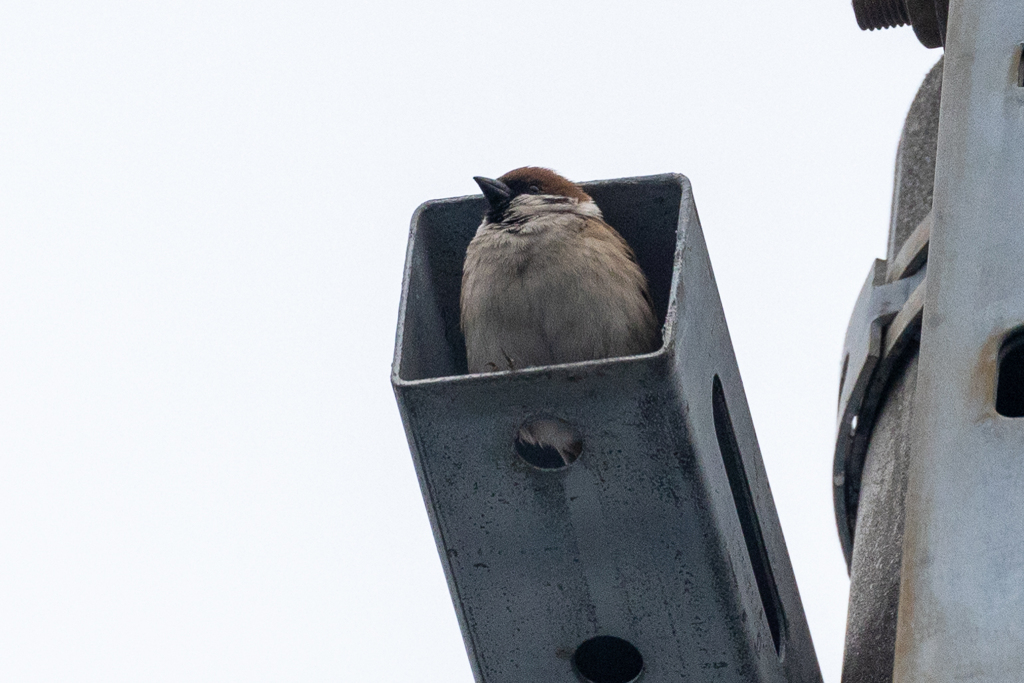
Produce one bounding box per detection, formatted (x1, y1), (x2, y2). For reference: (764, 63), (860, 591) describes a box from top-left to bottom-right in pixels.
(392, 175), (822, 682)
(894, 2), (1024, 679)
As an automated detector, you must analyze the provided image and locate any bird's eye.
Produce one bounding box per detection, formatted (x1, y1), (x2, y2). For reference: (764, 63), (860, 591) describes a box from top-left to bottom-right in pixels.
(528, 184), (541, 193)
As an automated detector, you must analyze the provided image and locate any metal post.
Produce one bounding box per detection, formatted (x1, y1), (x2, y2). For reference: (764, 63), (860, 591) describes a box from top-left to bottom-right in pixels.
(392, 175), (822, 682)
(894, 1), (1024, 679)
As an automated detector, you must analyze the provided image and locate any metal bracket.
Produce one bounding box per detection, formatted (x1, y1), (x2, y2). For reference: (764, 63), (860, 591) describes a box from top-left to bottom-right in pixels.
(834, 213), (930, 568)
(893, 3), (1024, 676)
(393, 175), (823, 682)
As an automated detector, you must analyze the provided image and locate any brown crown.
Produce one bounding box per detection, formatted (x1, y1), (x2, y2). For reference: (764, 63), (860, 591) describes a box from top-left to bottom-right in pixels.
(497, 167), (591, 202)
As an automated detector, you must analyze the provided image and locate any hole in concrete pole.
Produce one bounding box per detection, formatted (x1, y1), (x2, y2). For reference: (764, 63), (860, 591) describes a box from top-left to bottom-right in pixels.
(712, 375), (786, 656)
(513, 417), (581, 469)
(996, 331), (1024, 417)
(572, 636), (643, 683)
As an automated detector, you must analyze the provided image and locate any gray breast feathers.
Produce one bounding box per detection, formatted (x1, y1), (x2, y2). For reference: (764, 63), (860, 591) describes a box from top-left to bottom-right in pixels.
(460, 210), (659, 374)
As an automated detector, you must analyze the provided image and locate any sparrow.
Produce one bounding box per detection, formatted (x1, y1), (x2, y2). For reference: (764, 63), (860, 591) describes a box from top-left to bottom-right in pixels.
(460, 167), (660, 465)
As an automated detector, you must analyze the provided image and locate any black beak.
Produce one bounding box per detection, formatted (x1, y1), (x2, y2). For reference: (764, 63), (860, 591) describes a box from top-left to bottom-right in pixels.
(474, 176), (512, 211)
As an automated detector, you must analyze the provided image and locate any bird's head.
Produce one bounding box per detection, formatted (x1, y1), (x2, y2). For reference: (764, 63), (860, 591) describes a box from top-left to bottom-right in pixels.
(473, 167), (594, 225)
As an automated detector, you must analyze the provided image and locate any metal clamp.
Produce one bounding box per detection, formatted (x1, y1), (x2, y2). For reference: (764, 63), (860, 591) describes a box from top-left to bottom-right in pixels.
(834, 213), (930, 568)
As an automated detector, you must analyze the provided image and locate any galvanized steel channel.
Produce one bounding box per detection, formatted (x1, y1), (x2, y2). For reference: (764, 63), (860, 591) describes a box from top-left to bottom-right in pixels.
(392, 175), (821, 682)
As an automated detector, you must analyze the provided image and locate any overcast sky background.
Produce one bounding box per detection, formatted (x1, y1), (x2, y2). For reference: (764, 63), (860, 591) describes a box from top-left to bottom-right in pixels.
(1, 2), (940, 681)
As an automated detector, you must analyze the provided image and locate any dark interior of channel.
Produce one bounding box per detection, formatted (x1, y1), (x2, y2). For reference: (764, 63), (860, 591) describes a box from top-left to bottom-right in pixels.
(399, 179), (682, 381)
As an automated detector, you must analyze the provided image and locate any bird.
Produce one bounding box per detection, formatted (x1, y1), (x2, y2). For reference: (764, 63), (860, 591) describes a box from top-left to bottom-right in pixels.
(460, 167), (660, 466)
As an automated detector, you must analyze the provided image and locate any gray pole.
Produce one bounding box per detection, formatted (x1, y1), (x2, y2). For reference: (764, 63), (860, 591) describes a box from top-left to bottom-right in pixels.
(894, 1), (1024, 679)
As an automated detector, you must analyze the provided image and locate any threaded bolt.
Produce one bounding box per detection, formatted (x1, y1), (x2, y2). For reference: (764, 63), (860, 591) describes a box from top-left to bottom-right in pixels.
(852, 0), (911, 31)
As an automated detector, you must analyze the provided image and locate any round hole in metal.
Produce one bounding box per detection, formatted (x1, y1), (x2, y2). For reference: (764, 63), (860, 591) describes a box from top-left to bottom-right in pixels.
(573, 636), (643, 683)
(513, 417), (581, 470)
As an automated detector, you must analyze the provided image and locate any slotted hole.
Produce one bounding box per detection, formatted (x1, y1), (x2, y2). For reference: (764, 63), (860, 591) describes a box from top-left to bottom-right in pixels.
(996, 331), (1024, 417)
(1018, 43), (1024, 87)
(712, 375), (786, 656)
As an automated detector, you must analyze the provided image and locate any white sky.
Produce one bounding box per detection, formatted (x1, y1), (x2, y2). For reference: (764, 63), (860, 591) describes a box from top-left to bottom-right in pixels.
(1, 2), (940, 681)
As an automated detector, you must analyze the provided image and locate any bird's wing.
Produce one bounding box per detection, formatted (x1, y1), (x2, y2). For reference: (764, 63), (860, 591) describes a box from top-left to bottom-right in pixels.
(581, 217), (656, 312)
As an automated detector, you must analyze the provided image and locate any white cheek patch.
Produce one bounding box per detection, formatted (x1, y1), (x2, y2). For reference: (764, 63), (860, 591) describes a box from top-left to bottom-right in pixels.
(507, 195), (604, 221)
(510, 194), (561, 211)
(575, 199), (603, 220)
